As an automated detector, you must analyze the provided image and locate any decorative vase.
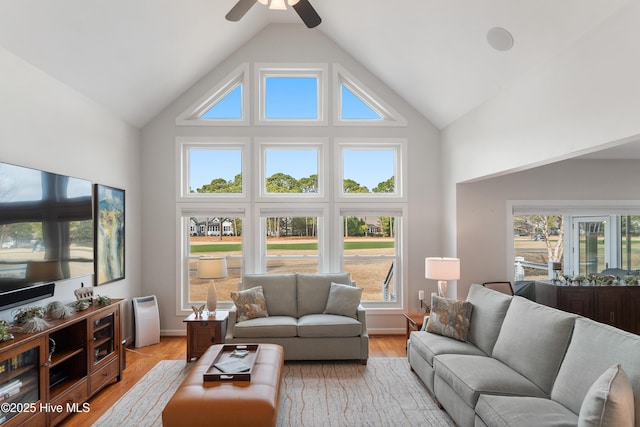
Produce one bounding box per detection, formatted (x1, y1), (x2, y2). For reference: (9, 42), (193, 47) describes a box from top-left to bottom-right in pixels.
(207, 282), (218, 313)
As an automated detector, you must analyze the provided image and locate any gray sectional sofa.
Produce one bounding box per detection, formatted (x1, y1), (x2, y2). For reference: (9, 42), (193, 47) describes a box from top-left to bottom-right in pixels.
(224, 273), (369, 364)
(408, 284), (640, 427)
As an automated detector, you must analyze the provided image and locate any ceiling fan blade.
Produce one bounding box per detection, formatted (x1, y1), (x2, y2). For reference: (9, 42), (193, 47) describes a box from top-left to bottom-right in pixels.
(292, 0), (322, 28)
(225, 0), (258, 22)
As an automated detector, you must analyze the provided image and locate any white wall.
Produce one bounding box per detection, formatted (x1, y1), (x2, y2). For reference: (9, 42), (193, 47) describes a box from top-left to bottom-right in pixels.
(442, 1), (640, 271)
(456, 159), (640, 298)
(141, 24), (440, 335)
(0, 47), (142, 341)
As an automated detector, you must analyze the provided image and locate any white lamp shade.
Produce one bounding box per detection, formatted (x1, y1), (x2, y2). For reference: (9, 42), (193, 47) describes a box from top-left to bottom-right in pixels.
(425, 257), (460, 280)
(197, 257), (228, 279)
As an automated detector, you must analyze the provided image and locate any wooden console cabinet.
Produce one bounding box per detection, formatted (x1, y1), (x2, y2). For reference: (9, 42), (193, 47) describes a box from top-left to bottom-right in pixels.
(0, 299), (122, 426)
(535, 282), (640, 334)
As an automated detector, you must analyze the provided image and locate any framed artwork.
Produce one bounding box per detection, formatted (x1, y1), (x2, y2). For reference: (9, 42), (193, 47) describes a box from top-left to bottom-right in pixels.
(94, 184), (125, 285)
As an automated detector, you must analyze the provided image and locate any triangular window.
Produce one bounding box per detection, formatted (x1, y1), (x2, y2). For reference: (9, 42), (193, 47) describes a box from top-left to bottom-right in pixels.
(334, 64), (407, 127)
(176, 63), (249, 126)
(199, 84), (242, 119)
(341, 85), (382, 120)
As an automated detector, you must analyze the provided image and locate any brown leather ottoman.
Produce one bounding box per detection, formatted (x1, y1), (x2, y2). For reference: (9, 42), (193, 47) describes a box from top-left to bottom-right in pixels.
(162, 343), (284, 427)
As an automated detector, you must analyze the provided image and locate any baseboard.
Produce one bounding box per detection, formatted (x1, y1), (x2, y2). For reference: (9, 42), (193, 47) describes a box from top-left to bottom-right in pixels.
(367, 327), (404, 335)
(161, 329), (187, 336)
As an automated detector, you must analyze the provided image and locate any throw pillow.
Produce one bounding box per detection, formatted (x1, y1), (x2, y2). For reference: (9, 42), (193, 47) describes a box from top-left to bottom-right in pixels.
(578, 364), (634, 427)
(323, 282), (363, 319)
(425, 295), (472, 342)
(231, 286), (269, 322)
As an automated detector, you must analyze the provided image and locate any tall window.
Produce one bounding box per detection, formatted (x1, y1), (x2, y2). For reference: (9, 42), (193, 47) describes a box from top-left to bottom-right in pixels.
(182, 214), (244, 306)
(342, 212), (401, 302)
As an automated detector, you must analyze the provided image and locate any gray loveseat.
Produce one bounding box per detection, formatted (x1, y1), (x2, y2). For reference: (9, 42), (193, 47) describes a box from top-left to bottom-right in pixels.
(408, 284), (640, 426)
(225, 273), (369, 364)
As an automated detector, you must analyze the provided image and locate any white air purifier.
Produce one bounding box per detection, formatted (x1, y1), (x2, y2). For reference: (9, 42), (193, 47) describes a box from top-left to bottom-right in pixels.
(132, 295), (160, 348)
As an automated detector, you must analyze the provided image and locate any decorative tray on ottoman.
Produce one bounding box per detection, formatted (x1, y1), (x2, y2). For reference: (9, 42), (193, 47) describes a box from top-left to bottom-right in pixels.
(203, 344), (260, 382)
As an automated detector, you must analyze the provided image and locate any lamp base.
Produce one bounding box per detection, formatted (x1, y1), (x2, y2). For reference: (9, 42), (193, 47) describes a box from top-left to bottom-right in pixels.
(437, 280), (448, 298)
(206, 281), (218, 314)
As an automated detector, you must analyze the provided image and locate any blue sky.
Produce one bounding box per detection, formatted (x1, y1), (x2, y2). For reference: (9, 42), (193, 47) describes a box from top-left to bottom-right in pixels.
(191, 77), (393, 190)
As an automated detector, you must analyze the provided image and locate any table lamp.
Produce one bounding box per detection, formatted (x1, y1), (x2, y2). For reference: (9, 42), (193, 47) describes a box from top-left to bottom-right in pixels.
(197, 257), (228, 314)
(425, 257), (460, 299)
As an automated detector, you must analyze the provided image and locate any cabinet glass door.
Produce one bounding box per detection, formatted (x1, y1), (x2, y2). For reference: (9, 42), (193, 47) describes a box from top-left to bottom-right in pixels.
(92, 313), (115, 365)
(0, 342), (41, 425)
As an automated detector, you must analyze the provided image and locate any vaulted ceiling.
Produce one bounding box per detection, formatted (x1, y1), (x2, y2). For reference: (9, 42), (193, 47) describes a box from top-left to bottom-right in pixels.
(0, 0), (633, 131)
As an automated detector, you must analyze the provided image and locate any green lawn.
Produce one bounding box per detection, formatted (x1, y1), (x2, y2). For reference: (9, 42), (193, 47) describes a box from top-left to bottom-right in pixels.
(191, 240), (394, 253)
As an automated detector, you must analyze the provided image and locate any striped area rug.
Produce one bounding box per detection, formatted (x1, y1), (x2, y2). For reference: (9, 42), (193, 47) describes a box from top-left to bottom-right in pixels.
(93, 358), (453, 427)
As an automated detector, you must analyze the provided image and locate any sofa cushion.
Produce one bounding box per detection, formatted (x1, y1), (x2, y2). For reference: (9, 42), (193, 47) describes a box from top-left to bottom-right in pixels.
(241, 273), (297, 317)
(476, 395), (578, 427)
(323, 282), (362, 319)
(466, 284), (512, 355)
(578, 364), (635, 427)
(425, 295), (472, 342)
(232, 316), (297, 338)
(296, 273), (351, 317)
(409, 330), (485, 366)
(552, 318), (640, 425)
(297, 314), (362, 337)
(434, 354), (547, 408)
(492, 296), (576, 395)
(230, 286), (269, 322)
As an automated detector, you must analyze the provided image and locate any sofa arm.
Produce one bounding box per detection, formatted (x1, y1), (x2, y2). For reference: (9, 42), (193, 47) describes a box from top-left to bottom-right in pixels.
(225, 306), (237, 340)
(357, 304), (368, 334)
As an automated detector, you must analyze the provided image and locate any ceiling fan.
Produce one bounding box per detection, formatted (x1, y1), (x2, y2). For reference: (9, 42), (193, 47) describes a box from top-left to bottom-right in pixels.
(226, 0), (322, 28)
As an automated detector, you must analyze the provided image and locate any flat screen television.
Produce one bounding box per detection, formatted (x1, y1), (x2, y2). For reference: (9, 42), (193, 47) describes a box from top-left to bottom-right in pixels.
(0, 162), (93, 311)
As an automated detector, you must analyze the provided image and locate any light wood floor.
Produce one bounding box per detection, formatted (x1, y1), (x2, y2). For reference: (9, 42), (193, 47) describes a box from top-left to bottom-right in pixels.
(59, 334), (407, 426)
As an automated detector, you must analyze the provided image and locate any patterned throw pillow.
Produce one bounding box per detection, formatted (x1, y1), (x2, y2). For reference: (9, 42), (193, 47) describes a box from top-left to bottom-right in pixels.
(425, 295), (473, 342)
(231, 286), (269, 322)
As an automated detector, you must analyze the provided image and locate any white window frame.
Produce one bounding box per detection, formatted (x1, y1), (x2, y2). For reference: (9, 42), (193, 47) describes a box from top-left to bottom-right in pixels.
(176, 137), (250, 201)
(257, 137), (328, 201)
(255, 63), (329, 126)
(176, 63), (250, 126)
(335, 138), (407, 201)
(176, 204), (250, 314)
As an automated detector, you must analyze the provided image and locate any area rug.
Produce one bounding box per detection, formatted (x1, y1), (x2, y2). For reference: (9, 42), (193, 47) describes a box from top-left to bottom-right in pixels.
(93, 358), (454, 427)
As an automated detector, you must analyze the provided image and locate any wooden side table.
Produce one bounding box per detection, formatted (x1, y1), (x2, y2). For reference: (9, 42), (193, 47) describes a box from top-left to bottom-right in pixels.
(184, 311), (228, 361)
(403, 312), (429, 341)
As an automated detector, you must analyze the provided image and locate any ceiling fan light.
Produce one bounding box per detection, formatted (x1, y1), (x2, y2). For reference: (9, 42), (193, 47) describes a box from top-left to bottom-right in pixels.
(269, 0), (287, 10)
(287, 0), (300, 5)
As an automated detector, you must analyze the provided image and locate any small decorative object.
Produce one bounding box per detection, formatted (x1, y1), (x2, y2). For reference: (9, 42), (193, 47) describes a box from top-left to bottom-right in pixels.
(95, 184), (125, 286)
(197, 257), (228, 314)
(191, 304), (205, 318)
(95, 295), (112, 306)
(71, 300), (91, 311)
(74, 282), (94, 301)
(12, 306), (50, 333)
(47, 301), (75, 319)
(0, 320), (13, 342)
